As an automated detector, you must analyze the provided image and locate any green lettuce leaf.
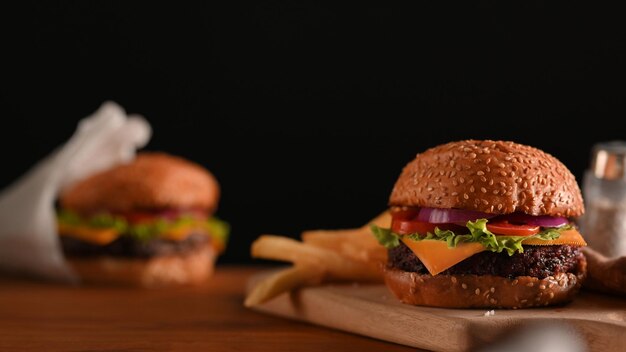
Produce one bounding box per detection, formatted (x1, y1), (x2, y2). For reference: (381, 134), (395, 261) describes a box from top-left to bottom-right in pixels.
(207, 216), (231, 247)
(370, 225), (400, 249)
(57, 210), (230, 243)
(370, 218), (569, 255)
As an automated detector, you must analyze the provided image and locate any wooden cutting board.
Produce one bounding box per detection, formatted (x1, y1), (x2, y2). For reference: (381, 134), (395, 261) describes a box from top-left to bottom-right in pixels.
(247, 271), (626, 352)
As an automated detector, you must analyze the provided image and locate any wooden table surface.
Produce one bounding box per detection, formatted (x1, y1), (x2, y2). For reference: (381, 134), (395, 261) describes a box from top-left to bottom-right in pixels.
(0, 266), (420, 352)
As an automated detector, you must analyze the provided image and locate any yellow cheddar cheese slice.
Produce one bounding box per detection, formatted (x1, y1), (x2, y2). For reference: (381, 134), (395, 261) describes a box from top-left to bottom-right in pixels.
(58, 223), (206, 245)
(58, 223), (120, 245)
(400, 229), (587, 276)
(401, 238), (486, 276)
(522, 229), (587, 246)
(160, 226), (206, 241)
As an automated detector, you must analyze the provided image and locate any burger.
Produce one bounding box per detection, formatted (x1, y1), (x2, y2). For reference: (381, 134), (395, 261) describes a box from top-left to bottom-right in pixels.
(372, 140), (587, 308)
(57, 152), (228, 287)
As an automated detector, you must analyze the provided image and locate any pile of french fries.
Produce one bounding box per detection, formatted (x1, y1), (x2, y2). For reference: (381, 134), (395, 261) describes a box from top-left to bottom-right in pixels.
(244, 211), (390, 307)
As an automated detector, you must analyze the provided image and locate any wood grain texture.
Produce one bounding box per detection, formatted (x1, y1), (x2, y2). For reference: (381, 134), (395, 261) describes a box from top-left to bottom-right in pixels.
(0, 266), (417, 352)
(248, 271), (626, 352)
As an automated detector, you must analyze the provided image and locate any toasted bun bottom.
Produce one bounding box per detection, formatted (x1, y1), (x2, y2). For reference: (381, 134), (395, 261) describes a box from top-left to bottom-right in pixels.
(384, 257), (587, 309)
(65, 243), (216, 288)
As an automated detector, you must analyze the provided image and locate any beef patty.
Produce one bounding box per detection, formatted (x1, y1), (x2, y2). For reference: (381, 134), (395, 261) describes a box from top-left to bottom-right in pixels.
(388, 242), (584, 279)
(61, 232), (210, 258)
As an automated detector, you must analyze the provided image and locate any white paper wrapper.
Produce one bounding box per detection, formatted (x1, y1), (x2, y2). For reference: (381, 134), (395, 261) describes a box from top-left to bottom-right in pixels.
(0, 102), (151, 282)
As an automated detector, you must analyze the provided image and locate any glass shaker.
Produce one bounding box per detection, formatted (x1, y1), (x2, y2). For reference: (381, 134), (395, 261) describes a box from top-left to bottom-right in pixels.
(578, 141), (626, 258)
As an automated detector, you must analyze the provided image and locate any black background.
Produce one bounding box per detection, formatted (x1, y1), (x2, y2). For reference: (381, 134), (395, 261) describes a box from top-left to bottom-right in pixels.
(1, 2), (625, 263)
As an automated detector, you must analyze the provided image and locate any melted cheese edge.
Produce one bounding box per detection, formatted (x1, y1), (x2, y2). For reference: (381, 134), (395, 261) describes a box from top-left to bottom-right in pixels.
(58, 223), (207, 245)
(401, 229), (586, 276)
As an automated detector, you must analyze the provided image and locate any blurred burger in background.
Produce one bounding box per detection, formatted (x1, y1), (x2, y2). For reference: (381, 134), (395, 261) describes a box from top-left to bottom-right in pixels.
(57, 152), (228, 287)
(372, 140), (588, 308)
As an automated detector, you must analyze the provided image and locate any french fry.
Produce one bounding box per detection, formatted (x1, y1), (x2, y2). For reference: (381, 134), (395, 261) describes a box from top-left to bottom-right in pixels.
(245, 211), (391, 307)
(302, 230), (386, 264)
(252, 235), (382, 281)
(367, 211), (392, 228)
(301, 211), (390, 264)
(244, 265), (324, 307)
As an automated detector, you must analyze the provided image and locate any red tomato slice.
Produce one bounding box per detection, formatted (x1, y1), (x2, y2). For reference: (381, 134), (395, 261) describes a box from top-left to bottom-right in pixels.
(118, 209), (207, 224)
(486, 221), (540, 236)
(391, 219), (465, 235)
(392, 219), (437, 235)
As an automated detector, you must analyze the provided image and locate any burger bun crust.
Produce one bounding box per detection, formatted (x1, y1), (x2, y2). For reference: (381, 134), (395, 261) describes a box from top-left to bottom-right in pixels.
(60, 152), (220, 214)
(389, 140), (584, 217)
(65, 242), (216, 288)
(383, 256), (587, 309)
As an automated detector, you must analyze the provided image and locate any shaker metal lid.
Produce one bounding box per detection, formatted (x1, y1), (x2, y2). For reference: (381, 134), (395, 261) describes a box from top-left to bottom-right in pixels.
(592, 141), (626, 180)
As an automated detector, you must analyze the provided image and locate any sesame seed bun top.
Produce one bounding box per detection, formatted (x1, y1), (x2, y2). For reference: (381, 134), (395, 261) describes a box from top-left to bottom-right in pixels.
(389, 140), (584, 217)
(60, 152), (220, 214)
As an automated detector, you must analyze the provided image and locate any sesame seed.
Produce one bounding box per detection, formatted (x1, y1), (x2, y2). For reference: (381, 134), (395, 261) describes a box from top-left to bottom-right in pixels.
(427, 187), (433, 191)
(475, 288), (481, 295)
(470, 186), (475, 192)
(451, 192), (458, 196)
(539, 285), (546, 290)
(526, 282), (534, 287)
(500, 171), (507, 176)
(481, 187), (487, 193)
(463, 193), (469, 200)
(549, 283), (554, 288)
(493, 190), (499, 195)
(521, 299), (528, 304)
(512, 279), (518, 286)
(497, 204), (503, 210)
(451, 277), (457, 283)
(452, 180), (458, 186)
(549, 292), (555, 299)
(460, 177), (465, 184)
(490, 287), (495, 293)
(480, 176), (487, 182)
(477, 170), (485, 176)
(499, 182), (506, 187)
(498, 163), (505, 168)
(462, 283), (468, 289)
(469, 153), (477, 159)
